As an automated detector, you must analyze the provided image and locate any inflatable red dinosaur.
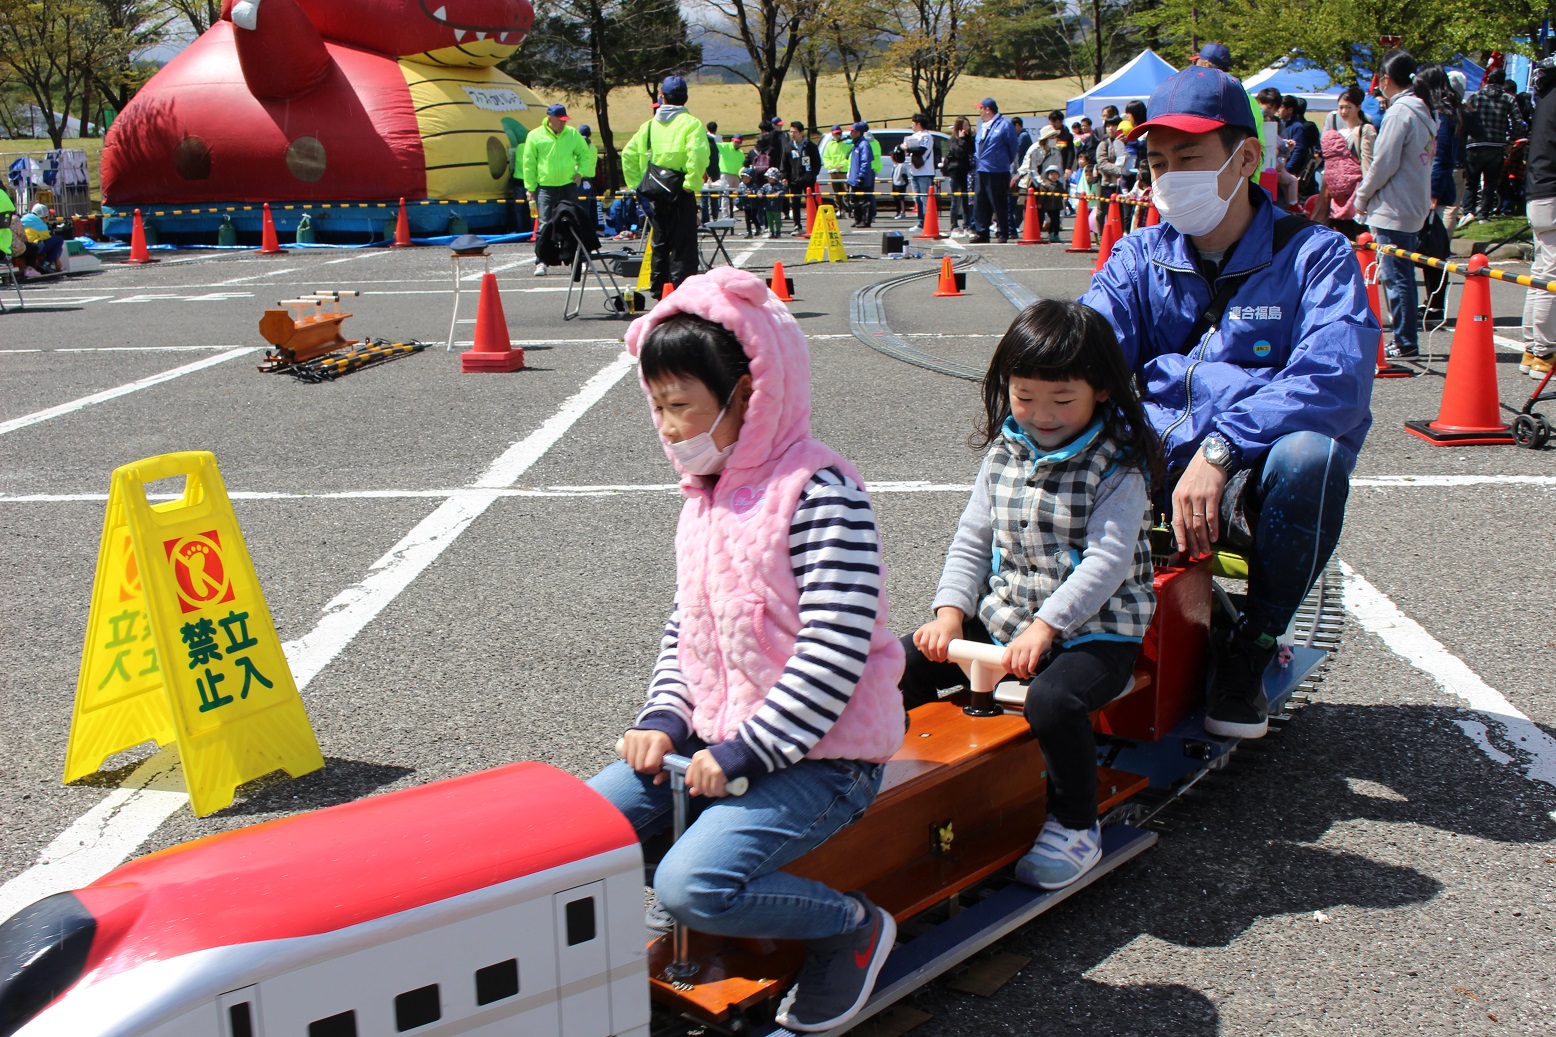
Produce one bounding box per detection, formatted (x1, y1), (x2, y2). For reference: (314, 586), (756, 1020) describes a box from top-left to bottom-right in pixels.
(102, 0), (539, 207)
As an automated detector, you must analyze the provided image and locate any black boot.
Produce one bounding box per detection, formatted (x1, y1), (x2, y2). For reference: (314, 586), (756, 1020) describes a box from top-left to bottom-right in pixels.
(1203, 622), (1277, 739)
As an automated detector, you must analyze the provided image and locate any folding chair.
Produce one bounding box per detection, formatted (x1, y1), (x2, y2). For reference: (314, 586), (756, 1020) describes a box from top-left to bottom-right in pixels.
(0, 257), (24, 313)
(541, 200), (633, 321)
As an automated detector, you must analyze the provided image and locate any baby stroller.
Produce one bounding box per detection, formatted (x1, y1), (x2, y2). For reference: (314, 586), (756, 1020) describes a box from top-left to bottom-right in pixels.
(535, 198), (632, 320)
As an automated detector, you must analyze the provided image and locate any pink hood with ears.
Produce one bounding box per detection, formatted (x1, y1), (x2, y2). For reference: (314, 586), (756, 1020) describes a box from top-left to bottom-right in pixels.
(625, 266), (813, 481)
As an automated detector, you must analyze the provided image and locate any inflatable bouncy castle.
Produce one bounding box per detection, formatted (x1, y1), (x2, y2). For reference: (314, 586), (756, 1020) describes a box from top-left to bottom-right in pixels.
(101, 0), (543, 237)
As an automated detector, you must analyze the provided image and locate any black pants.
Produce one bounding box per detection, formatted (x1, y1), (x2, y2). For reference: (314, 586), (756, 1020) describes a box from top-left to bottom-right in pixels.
(1466, 147), (1505, 219)
(650, 189), (700, 295)
(898, 617), (1139, 830)
(974, 172), (1011, 238)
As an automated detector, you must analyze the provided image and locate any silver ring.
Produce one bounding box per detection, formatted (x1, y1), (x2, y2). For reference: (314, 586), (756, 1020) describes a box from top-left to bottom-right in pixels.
(1192, 512), (1205, 518)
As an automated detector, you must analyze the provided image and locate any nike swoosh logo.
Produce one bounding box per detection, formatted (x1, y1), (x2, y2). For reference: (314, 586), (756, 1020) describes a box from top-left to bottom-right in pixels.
(853, 916), (879, 969)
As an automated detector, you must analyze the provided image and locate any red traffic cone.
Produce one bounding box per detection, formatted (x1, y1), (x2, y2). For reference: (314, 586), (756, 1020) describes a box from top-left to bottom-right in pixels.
(933, 256), (963, 297)
(662, 281), (675, 299)
(1356, 235), (1412, 379)
(805, 186), (820, 237)
(461, 272), (524, 372)
(258, 203), (286, 255)
(1019, 186), (1042, 245)
(393, 197), (412, 248)
(1066, 194), (1093, 252)
(917, 185), (945, 240)
(1145, 200), (1161, 227)
(124, 208), (157, 265)
(769, 261), (794, 302)
(1092, 199), (1124, 273)
(1405, 253), (1513, 444)
(1258, 169), (1281, 202)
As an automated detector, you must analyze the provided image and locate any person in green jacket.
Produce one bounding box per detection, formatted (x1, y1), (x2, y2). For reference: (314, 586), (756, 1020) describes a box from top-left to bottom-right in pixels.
(717, 131), (745, 218)
(621, 75), (710, 296)
(820, 124), (854, 207)
(0, 188), (14, 261)
(523, 103), (598, 275)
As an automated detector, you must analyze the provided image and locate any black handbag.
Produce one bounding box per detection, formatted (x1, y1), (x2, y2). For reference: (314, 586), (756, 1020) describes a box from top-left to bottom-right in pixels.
(637, 122), (685, 205)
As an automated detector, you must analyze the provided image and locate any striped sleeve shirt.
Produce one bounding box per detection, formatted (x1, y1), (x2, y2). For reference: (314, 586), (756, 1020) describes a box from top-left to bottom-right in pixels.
(633, 467), (884, 780)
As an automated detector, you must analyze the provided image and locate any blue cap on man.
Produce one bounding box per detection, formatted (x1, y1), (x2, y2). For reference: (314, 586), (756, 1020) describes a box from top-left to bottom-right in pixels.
(546, 103), (569, 119)
(1197, 42), (1233, 71)
(661, 75), (688, 102)
(1124, 67), (1258, 142)
(852, 120), (869, 132)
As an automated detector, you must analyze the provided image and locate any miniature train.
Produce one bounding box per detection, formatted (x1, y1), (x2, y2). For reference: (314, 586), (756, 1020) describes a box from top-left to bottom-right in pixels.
(0, 558), (1339, 1037)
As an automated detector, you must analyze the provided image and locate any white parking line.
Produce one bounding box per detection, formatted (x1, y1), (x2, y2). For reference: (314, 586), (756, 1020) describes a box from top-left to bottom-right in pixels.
(1340, 561), (1556, 791)
(0, 351), (640, 925)
(0, 348), (257, 436)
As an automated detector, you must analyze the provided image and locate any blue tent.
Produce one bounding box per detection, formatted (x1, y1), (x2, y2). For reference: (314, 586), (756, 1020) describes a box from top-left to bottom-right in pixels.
(1246, 53), (1485, 117)
(1065, 50), (1177, 122)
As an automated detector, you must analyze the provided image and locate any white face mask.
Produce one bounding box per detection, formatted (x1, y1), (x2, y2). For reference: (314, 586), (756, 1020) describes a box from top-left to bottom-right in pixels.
(666, 407), (735, 476)
(1151, 146), (1242, 238)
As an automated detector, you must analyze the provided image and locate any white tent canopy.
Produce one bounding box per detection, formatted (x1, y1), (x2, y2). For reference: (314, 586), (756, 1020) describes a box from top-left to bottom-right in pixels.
(1065, 50), (1178, 124)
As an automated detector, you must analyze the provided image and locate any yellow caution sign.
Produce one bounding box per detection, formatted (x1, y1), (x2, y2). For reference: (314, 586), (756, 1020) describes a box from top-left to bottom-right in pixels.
(636, 233), (655, 292)
(65, 451), (323, 816)
(804, 204), (847, 263)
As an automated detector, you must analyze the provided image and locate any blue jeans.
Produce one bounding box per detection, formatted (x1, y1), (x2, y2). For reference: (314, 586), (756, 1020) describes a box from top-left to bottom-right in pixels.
(587, 747), (882, 941)
(912, 174), (933, 224)
(1370, 226), (1420, 353)
(1241, 431), (1354, 638)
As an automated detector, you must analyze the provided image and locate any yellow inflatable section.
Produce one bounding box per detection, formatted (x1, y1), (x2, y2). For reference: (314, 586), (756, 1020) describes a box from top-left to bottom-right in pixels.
(400, 61), (546, 198)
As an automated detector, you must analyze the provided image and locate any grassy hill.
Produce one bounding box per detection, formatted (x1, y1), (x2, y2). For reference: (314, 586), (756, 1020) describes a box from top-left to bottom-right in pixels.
(552, 72), (1081, 138)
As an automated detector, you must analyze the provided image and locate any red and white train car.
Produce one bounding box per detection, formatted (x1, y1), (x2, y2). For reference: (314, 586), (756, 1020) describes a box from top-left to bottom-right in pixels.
(1, 763), (648, 1037)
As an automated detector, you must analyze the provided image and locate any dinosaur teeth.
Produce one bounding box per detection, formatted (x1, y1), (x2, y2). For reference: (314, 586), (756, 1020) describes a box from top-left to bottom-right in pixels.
(453, 28), (466, 41)
(475, 31), (486, 40)
(433, 6), (447, 21)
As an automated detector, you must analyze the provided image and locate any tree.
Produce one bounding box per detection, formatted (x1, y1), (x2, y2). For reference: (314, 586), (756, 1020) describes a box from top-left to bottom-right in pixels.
(879, 0), (978, 126)
(697, 0), (817, 120)
(502, 0), (699, 190)
(161, 0), (221, 35)
(89, 0), (173, 117)
(966, 0), (1071, 82)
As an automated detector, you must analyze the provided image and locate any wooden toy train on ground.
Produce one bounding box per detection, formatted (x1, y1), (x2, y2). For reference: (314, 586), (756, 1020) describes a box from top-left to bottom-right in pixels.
(0, 559), (1341, 1037)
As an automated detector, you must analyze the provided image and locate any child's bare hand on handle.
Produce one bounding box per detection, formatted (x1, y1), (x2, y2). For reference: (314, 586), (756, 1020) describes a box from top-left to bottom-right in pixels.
(686, 750), (731, 798)
(621, 729), (673, 784)
(913, 607), (965, 662)
(1001, 618), (1056, 680)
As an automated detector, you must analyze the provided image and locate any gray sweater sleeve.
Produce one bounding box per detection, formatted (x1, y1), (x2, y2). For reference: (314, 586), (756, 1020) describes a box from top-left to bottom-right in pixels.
(1035, 466), (1150, 637)
(930, 453), (995, 618)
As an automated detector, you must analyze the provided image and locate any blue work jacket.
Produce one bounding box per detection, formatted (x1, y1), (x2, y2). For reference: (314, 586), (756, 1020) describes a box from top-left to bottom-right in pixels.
(1079, 186), (1377, 473)
(975, 115), (1020, 173)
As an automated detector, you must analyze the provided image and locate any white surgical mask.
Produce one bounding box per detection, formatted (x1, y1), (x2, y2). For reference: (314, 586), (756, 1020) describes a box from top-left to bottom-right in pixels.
(666, 407), (735, 476)
(1151, 147), (1241, 238)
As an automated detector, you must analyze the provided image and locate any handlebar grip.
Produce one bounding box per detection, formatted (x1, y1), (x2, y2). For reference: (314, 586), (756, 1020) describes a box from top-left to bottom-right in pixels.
(615, 739), (748, 796)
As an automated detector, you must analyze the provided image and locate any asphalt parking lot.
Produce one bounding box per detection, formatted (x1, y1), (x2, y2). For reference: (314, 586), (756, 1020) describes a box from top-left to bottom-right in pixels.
(1, 219), (1553, 1035)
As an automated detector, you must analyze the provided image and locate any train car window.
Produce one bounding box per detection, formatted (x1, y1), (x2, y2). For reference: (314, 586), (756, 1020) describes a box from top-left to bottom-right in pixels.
(227, 1002), (254, 1037)
(0, 892), (97, 1037)
(474, 958), (519, 1005)
(564, 896), (596, 945)
(308, 1009), (357, 1037)
(394, 984), (441, 1031)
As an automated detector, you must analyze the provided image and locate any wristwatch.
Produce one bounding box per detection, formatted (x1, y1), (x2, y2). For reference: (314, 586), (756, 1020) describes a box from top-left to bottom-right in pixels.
(1200, 433), (1237, 474)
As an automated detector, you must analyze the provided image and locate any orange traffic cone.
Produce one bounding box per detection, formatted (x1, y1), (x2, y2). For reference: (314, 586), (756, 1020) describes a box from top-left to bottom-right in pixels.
(1066, 194), (1093, 253)
(662, 281), (675, 299)
(124, 208), (157, 264)
(461, 272), (524, 372)
(1258, 169), (1281, 202)
(1145, 201), (1161, 227)
(933, 256), (963, 297)
(917, 185), (944, 240)
(1092, 199), (1124, 273)
(805, 186), (820, 236)
(258, 203), (286, 255)
(1356, 234), (1412, 379)
(393, 197), (412, 247)
(1019, 186), (1042, 245)
(1405, 253), (1513, 444)
(769, 261), (795, 301)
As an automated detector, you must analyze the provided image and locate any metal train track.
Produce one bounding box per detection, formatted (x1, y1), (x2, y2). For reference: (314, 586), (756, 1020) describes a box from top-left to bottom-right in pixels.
(848, 252), (987, 381)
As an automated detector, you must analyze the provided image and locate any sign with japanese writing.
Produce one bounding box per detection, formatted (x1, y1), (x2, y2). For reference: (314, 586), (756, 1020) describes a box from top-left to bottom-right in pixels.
(65, 451), (323, 816)
(804, 204), (847, 264)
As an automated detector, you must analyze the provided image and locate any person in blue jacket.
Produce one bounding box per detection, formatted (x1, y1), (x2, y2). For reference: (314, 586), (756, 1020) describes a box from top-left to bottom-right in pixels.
(1080, 67), (1377, 741)
(972, 97), (1020, 242)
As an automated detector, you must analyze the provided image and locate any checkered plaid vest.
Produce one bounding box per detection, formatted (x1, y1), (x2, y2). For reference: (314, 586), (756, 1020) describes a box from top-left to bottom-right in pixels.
(979, 419), (1155, 645)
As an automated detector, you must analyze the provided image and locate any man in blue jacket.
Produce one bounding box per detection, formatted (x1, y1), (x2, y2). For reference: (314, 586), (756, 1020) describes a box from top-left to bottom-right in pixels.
(1080, 67), (1377, 741)
(972, 97), (1020, 242)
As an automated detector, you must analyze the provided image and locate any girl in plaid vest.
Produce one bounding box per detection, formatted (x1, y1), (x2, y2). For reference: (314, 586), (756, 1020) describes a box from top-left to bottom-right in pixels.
(900, 299), (1164, 890)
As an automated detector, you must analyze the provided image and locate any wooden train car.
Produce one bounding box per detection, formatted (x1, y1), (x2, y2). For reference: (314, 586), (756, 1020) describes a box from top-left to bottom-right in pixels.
(0, 561), (1337, 1037)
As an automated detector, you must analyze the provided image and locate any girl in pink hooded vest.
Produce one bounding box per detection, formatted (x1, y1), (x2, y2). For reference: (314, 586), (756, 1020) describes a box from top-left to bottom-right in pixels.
(588, 267), (905, 1033)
